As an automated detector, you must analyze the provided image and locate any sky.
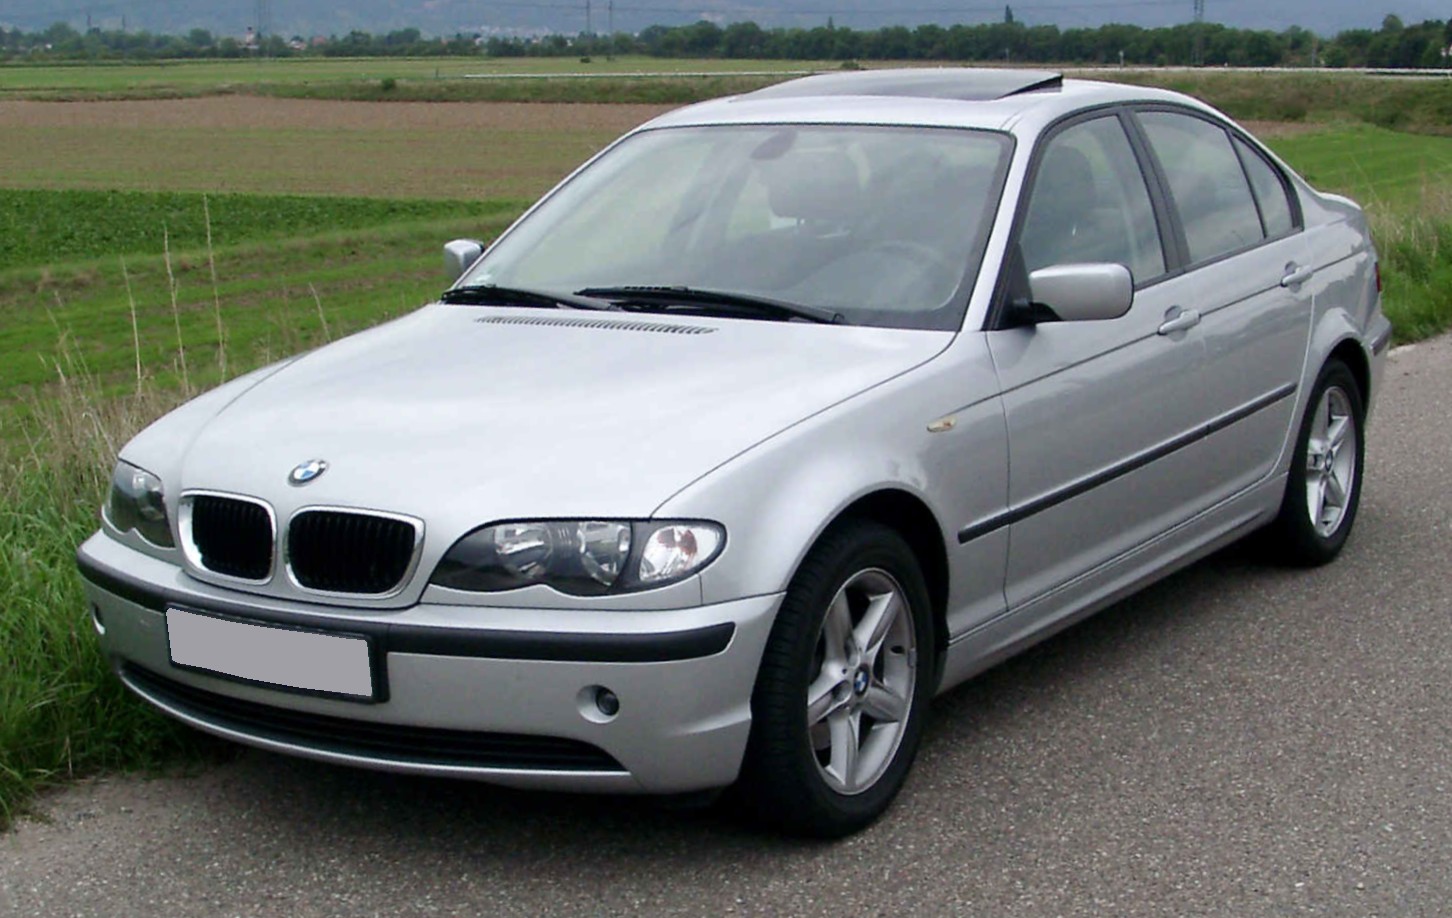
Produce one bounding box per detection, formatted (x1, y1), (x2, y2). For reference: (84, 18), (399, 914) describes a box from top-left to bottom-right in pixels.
(2, 0), (1447, 38)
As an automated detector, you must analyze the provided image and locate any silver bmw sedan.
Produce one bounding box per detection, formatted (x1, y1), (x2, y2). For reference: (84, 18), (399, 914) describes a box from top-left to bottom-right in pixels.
(78, 69), (1389, 837)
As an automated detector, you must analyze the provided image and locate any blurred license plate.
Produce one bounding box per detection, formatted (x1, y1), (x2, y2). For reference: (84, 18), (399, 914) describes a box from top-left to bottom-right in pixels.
(165, 607), (375, 701)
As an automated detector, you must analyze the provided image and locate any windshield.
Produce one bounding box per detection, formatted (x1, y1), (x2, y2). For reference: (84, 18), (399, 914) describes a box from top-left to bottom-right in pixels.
(463, 124), (1013, 330)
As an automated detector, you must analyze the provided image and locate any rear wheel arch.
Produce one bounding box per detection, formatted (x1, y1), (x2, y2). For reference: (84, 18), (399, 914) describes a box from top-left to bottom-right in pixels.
(1260, 356), (1366, 566)
(1328, 338), (1371, 407)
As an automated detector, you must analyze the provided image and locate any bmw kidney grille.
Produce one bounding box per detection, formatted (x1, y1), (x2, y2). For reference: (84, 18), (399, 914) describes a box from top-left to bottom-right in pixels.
(185, 496), (420, 595)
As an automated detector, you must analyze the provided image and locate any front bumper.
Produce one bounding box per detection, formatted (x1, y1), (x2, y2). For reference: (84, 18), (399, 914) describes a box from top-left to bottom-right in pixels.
(78, 532), (780, 793)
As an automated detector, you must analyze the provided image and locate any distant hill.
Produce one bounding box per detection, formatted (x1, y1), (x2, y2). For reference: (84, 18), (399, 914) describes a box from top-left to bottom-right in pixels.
(2, 0), (1444, 40)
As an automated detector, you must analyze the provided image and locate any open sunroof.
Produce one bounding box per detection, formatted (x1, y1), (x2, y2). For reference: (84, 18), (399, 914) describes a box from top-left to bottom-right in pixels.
(746, 68), (1064, 103)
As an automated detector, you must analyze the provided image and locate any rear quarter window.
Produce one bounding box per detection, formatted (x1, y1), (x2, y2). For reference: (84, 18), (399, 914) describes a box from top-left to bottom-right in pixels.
(1233, 135), (1296, 239)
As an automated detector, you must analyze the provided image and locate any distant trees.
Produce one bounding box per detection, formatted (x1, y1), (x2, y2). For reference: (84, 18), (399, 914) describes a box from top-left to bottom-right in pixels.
(2, 13), (1449, 69)
(562, 14), (1450, 69)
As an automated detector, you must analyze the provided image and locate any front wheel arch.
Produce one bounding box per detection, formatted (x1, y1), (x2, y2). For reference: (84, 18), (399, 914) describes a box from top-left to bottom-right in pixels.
(733, 519), (937, 837)
(830, 489), (950, 687)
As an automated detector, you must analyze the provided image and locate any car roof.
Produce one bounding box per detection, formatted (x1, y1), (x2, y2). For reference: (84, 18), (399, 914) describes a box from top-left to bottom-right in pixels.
(746, 67), (1066, 102)
(640, 68), (1216, 136)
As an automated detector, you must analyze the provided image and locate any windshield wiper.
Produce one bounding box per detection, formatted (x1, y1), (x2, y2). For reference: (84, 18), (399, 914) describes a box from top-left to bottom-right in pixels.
(440, 284), (618, 311)
(576, 285), (848, 325)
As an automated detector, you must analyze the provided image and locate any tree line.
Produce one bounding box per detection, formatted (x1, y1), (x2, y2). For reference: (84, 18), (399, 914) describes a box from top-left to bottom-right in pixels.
(4, 14), (1450, 69)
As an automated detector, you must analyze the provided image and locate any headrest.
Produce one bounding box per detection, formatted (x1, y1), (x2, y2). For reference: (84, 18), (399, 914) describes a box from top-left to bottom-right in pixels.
(1036, 145), (1098, 213)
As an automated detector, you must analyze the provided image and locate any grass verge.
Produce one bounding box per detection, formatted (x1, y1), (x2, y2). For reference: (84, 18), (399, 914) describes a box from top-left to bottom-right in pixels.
(0, 365), (212, 830)
(1107, 69), (1452, 136)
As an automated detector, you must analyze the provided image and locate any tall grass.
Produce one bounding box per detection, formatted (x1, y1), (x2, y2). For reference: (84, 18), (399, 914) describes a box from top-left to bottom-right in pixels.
(0, 346), (203, 830)
(1373, 206), (1452, 342)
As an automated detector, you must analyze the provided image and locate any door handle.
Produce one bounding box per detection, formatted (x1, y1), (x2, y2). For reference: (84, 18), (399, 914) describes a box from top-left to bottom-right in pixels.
(1157, 307), (1201, 336)
(1281, 263), (1315, 288)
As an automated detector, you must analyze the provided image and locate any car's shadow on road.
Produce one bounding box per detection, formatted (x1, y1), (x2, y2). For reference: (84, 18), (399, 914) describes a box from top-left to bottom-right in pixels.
(198, 537), (1330, 862)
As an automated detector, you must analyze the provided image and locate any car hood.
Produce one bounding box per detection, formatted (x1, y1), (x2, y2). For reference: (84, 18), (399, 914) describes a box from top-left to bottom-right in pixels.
(140, 304), (949, 537)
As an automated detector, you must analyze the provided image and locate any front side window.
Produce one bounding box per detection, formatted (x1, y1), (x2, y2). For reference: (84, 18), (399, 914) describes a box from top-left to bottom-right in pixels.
(1019, 115), (1166, 284)
(464, 124), (1013, 330)
(1138, 111), (1266, 264)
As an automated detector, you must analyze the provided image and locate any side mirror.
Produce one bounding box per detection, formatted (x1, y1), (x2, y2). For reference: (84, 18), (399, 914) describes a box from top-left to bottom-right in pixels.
(1027, 263), (1133, 322)
(444, 238), (485, 284)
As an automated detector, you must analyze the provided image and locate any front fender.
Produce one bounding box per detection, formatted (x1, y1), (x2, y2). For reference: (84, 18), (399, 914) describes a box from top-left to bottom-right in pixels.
(656, 337), (1009, 638)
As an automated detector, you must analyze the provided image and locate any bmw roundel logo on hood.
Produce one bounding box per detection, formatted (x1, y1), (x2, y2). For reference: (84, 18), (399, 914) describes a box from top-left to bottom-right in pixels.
(288, 459), (329, 486)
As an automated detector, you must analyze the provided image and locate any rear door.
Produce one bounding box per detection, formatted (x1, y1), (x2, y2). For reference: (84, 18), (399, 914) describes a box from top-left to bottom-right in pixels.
(1131, 109), (1313, 502)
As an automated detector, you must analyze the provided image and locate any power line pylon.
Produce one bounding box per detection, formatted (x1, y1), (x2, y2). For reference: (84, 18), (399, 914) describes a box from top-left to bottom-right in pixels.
(255, 0), (271, 52)
(1192, 0), (1205, 66)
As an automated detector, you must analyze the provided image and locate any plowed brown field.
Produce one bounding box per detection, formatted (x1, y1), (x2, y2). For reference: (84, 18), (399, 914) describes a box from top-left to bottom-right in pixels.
(0, 97), (674, 199)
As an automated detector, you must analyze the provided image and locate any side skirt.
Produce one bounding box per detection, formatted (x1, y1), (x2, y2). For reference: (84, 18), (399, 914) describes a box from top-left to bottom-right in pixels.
(935, 474), (1285, 695)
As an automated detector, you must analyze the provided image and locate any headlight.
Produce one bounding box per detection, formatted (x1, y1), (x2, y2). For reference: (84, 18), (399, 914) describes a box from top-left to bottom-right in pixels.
(104, 461), (174, 548)
(432, 520), (724, 596)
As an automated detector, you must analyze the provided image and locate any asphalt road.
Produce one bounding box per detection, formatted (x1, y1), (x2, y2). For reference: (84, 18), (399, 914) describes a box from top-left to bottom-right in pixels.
(4, 336), (1450, 917)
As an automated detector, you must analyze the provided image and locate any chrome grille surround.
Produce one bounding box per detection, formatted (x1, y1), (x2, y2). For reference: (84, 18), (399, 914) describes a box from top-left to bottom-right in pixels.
(178, 491), (277, 584)
(284, 506), (425, 598)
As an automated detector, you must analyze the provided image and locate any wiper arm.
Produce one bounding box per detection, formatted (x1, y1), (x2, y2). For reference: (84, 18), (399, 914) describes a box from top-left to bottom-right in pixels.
(576, 285), (848, 325)
(440, 284), (618, 311)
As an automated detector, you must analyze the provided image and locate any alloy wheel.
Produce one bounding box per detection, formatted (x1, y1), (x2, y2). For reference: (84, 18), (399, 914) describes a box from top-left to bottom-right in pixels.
(806, 568), (917, 796)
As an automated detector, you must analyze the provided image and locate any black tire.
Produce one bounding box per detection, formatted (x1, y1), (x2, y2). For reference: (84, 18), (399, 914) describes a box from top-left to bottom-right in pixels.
(734, 520), (936, 838)
(1262, 359), (1366, 566)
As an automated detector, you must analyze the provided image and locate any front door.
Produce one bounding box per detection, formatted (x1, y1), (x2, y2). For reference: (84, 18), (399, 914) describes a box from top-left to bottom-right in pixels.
(985, 112), (1214, 612)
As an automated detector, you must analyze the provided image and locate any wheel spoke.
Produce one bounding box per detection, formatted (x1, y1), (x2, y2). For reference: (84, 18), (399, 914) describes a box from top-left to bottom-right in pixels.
(860, 682), (908, 724)
(854, 591), (900, 660)
(1311, 395), (1331, 442)
(1327, 467), (1349, 508)
(807, 670), (849, 727)
(823, 591), (853, 661)
(1306, 472), (1325, 527)
(1326, 414), (1350, 452)
(827, 709), (861, 791)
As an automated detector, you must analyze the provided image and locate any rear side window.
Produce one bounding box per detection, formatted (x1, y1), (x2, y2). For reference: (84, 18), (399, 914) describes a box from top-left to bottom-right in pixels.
(1138, 111), (1264, 264)
(1233, 136), (1296, 238)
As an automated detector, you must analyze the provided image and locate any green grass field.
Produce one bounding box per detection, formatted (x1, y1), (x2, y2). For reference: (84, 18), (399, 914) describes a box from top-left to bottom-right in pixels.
(0, 189), (512, 270)
(2, 70), (1452, 829)
(1270, 125), (1452, 212)
(0, 55), (826, 99)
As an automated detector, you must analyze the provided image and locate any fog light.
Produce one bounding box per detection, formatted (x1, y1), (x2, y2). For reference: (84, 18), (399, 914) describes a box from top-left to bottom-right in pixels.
(91, 604), (106, 635)
(576, 684), (622, 723)
(595, 687), (620, 717)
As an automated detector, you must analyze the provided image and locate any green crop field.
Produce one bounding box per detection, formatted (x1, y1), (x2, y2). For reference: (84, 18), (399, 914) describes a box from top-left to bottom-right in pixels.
(0, 189), (512, 270)
(3, 73), (1452, 829)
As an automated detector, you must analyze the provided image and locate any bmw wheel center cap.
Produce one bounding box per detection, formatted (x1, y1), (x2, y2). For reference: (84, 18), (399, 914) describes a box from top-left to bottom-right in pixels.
(288, 459), (329, 486)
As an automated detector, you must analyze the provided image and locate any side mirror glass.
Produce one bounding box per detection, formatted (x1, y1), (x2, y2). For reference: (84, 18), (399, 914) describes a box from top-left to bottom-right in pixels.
(444, 239), (485, 284)
(1027, 263), (1133, 322)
